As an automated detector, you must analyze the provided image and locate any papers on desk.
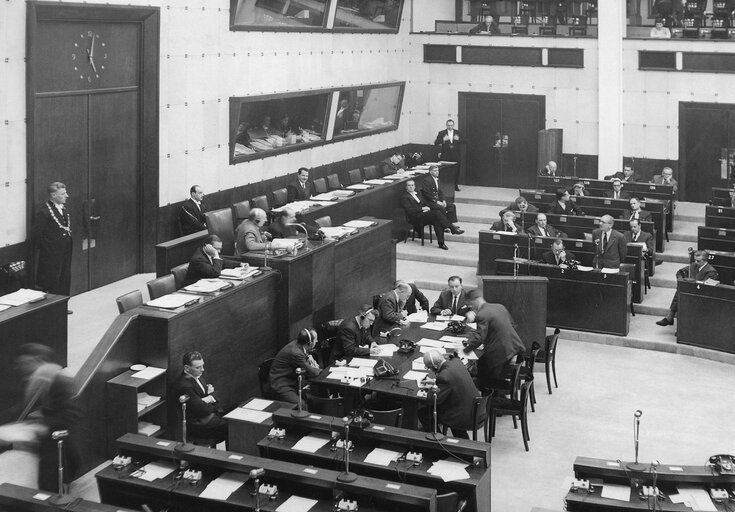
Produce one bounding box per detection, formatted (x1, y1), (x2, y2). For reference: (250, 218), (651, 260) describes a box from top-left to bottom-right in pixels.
(576, 265), (594, 271)
(601, 268), (620, 274)
(675, 487), (717, 511)
(439, 160), (457, 165)
(363, 179), (391, 185)
(311, 192), (338, 201)
(291, 435), (330, 453)
(146, 293), (200, 309)
(0, 304), (11, 313)
(332, 190), (356, 198)
(373, 344), (398, 357)
(466, 322), (477, 330)
(244, 398), (273, 411)
(346, 183), (372, 191)
(600, 483), (631, 502)
(419, 346), (445, 354)
(427, 459), (470, 482)
(137, 421), (161, 436)
(327, 366), (373, 379)
(319, 226), (357, 239)
(224, 407), (272, 423)
(134, 461), (176, 482)
(440, 335), (467, 343)
(0, 288), (46, 307)
(382, 173), (408, 180)
(136, 392), (160, 412)
(364, 448), (401, 466)
(349, 357), (378, 368)
(343, 219), (375, 229)
(417, 338), (445, 348)
(412, 359), (427, 370)
(220, 267), (260, 280)
(421, 321), (447, 331)
(198, 472), (248, 501)
(184, 279), (231, 294)
(276, 496), (319, 512)
(406, 310), (428, 322)
(402, 370), (428, 386)
(131, 366), (165, 380)
(436, 314), (465, 321)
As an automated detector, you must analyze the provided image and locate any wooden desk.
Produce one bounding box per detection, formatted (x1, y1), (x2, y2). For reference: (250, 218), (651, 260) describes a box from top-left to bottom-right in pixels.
(677, 279), (735, 354)
(226, 398), (295, 455)
(0, 483), (138, 512)
(706, 250), (735, 285)
(698, 226), (735, 253)
(258, 413), (491, 512)
(705, 205), (735, 229)
(495, 259), (631, 336)
(478, 231), (645, 304)
(98, 433), (436, 512)
(0, 294), (68, 424)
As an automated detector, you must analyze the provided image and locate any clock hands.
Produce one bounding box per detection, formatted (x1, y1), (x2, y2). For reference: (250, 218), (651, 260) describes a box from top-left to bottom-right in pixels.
(87, 35), (97, 74)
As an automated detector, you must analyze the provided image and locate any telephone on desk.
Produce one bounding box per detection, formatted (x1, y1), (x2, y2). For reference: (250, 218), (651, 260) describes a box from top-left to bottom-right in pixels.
(709, 454), (735, 473)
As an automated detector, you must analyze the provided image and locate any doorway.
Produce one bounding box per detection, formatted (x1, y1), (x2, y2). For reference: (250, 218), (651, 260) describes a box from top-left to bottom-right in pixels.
(679, 102), (735, 203)
(459, 92), (545, 189)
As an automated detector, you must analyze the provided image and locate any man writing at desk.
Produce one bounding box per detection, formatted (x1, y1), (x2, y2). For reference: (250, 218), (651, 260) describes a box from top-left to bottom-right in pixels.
(330, 304), (382, 363)
(373, 282), (412, 336)
(235, 208), (269, 256)
(269, 328), (321, 410)
(657, 250), (719, 327)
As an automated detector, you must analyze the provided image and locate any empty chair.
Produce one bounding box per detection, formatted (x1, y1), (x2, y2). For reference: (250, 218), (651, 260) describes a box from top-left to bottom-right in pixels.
(272, 188), (288, 208)
(258, 358), (275, 398)
(232, 200), (251, 227)
(314, 216), (332, 228)
(204, 208), (236, 256)
(489, 381), (532, 451)
(347, 168), (363, 185)
(522, 341), (541, 412)
(147, 274), (176, 300)
(116, 290), (143, 313)
(309, 395), (345, 417)
(251, 195), (270, 212)
(314, 178), (327, 194)
(363, 165), (380, 180)
(366, 407), (403, 428)
(327, 173), (341, 190)
(537, 328), (561, 394)
(170, 263), (189, 290)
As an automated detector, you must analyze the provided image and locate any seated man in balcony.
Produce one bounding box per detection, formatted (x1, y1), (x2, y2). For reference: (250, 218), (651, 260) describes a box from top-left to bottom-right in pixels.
(650, 18), (672, 38)
(470, 14), (501, 34)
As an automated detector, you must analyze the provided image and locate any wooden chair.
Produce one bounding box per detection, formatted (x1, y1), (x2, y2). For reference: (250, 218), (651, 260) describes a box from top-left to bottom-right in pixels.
(116, 290), (143, 313)
(522, 342), (541, 412)
(314, 178), (328, 194)
(536, 328), (560, 394)
(251, 195), (270, 212)
(489, 381), (532, 451)
(314, 216), (332, 228)
(309, 395), (345, 417)
(404, 211), (433, 246)
(366, 407), (403, 428)
(363, 165), (380, 180)
(146, 274), (176, 300)
(232, 200), (251, 227)
(272, 188), (288, 208)
(258, 358), (275, 398)
(327, 173), (341, 190)
(348, 168), (363, 185)
(204, 208), (236, 256)
(170, 263), (189, 290)
(441, 396), (489, 442)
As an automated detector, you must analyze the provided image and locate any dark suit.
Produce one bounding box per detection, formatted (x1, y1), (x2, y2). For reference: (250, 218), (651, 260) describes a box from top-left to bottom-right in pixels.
(541, 249), (577, 265)
(421, 175), (457, 223)
(380, 156), (406, 175)
(603, 190), (631, 200)
(623, 230), (655, 255)
(331, 316), (379, 363)
(420, 357), (485, 437)
(502, 202), (539, 214)
(669, 262), (719, 316)
(605, 171), (638, 183)
(269, 340), (321, 407)
(184, 247), (238, 286)
(526, 224), (566, 239)
(621, 208), (652, 223)
(591, 229), (628, 269)
(286, 180), (314, 203)
(401, 191), (449, 245)
(490, 220), (521, 233)
(373, 290), (405, 336)
(434, 129), (461, 162)
(465, 303), (525, 391)
(430, 289), (471, 317)
(538, 166), (557, 177)
(32, 202), (72, 295)
(172, 372), (228, 441)
(651, 174), (678, 195)
(404, 283), (429, 315)
(179, 198), (207, 236)
(546, 200), (582, 216)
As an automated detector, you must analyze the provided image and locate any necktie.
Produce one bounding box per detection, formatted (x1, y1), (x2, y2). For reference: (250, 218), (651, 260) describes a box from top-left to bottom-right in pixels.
(542, 228), (547, 237)
(633, 233), (638, 242)
(451, 295), (458, 315)
(603, 233), (608, 248)
(194, 377), (206, 394)
(555, 255), (560, 265)
(506, 225), (512, 232)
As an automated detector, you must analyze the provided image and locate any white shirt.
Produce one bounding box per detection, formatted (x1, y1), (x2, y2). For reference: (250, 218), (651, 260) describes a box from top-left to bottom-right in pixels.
(192, 199), (202, 211)
(54, 203), (65, 214)
(446, 130), (455, 142)
(409, 192), (420, 203)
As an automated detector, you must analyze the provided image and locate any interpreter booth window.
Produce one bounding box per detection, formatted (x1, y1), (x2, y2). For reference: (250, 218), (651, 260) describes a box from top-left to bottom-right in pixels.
(333, 0), (403, 30)
(231, 0), (329, 29)
(231, 92), (330, 163)
(331, 83), (403, 140)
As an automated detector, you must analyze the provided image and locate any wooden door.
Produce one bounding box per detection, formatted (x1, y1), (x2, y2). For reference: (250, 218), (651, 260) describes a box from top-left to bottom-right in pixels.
(679, 102), (735, 203)
(28, 4), (159, 295)
(461, 94), (503, 187)
(502, 97), (542, 189)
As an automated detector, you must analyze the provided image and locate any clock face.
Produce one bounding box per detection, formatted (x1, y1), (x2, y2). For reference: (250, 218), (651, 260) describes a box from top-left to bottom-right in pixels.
(71, 30), (109, 83)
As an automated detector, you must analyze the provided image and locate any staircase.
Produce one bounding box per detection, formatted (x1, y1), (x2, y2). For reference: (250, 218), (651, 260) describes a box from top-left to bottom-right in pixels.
(396, 186), (735, 364)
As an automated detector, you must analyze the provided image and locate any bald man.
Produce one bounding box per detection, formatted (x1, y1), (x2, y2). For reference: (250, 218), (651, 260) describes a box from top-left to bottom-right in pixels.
(539, 161), (558, 177)
(526, 213), (566, 238)
(592, 214), (628, 269)
(235, 208), (269, 256)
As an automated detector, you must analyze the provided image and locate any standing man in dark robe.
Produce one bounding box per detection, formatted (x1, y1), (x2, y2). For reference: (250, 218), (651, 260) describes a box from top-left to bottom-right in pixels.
(32, 182), (73, 303)
(434, 119), (462, 191)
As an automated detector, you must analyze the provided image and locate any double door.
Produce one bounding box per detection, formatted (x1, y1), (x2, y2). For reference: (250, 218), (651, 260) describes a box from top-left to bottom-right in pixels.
(459, 92), (545, 189)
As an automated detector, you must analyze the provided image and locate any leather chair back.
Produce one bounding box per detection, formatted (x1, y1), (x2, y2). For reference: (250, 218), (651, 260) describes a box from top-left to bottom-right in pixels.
(314, 178), (327, 194)
(272, 188), (288, 208)
(170, 263), (189, 290)
(327, 173), (341, 190)
(147, 275), (175, 300)
(251, 195), (270, 212)
(232, 200), (251, 227)
(116, 290), (143, 313)
(205, 208), (236, 256)
(348, 168), (363, 185)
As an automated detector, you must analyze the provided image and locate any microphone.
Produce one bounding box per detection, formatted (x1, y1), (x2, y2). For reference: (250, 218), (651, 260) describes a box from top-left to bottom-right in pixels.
(179, 394), (189, 404)
(337, 416), (357, 482)
(51, 430), (69, 440)
(175, 394), (195, 453)
(426, 384), (445, 442)
(249, 468), (265, 479)
(287, 223), (310, 250)
(292, 368), (308, 418)
(250, 468), (265, 511)
(48, 431), (74, 505)
(634, 409), (642, 418)
(626, 409), (646, 472)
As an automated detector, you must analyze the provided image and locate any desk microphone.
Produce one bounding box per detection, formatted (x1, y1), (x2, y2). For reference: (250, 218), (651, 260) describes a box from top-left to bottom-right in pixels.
(292, 368), (308, 418)
(48, 430), (74, 505)
(175, 395), (195, 453)
(287, 223), (310, 250)
(626, 410), (646, 471)
(250, 468), (265, 511)
(687, 247), (694, 279)
(426, 385), (445, 442)
(337, 417), (358, 482)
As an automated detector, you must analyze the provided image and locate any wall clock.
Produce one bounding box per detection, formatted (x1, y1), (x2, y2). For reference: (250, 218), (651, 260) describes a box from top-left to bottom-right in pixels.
(71, 30), (109, 82)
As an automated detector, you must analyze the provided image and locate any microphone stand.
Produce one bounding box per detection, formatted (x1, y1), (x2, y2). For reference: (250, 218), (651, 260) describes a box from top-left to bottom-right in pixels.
(626, 411), (646, 471)
(426, 385), (445, 441)
(249, 468), (265, 512)
(48, 430), (75, 505)
(292, 368), (309, 418)
(287, 223), (310, 251)
(687, 248), (694, 279)
(175, 395), (195, 453)
(337, 417), (358, 482)
(513, 244), (519, 277)
(260, 241), (271, 272)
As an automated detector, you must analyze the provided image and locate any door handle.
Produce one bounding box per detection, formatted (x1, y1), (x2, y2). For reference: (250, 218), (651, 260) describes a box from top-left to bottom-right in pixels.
(90, 216), (101, 221)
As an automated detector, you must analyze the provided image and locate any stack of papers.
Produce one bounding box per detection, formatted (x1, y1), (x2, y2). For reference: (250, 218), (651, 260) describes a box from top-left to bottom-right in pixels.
(346, 183), (372, 191)
(199, 472), (248, 500)
(419, 346), (445, 354)
(332, 190), (356, 198)
(291, 435), (330, 453)
(421, 321), (447, 331)
(363, 179), (391, 185)
(412, 359), (427, 370)
(364, 448), (401, 466)
(319, 226), (357, 239)
(220, 267), (260, 280)
(601, 268), (620, 274)
(244, 398), (273, 410)
(326, 366), (373, 380)
(673, 487), (717, 511)
(0, 305), (11, 313)
(134, 461), (175, 482)
(276, 496), (318, 512)
(600, 484), (630, 502)
(136, 392), (160, 412)
(349, 358), (378, 368)
(402, 370), (428, 386)
(184, 279), (230, 293)
(343, 220), (375, 229)
(137, 421), (161, 436)
(0, 288), (46, 306)
(146, 293), (200, 309)
(224, 407), (272, 423)
(131, 366), (166, 380)
(436, 314), (465, 321)
(439, 335), (467, 343)
(428, 460), (471, 482)
(311, 192), (338, 201)
(374, 344), (399, 356)
(382, 173), (408, 180)
(406, 310), (428, 322)
(416, 338), (445, 348)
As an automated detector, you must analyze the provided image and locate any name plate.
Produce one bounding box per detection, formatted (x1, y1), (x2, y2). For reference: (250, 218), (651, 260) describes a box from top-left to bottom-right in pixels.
(560, 216), (567, 223)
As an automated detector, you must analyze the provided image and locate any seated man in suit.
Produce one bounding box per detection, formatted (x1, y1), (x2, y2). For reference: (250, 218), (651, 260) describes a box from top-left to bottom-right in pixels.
(235, 208), (269, 257)
(571, 182), (590, 197)
(592, 215), (628, 269)
(268, 328), (321, 410)
(373, 282), (412, 336)
(501, 196), (539, 216)
(172, 351), (229, 444)
(621, 197), (652, 223)
(541, 238), (578, 266)
(624, 218), (655, 266)
(330, 304), (382, 363)
(399, 280), (429, 315)
(179, 185), (207, 236)
(401, 179), (462, 250)
(657, 250), (719, 327)
(538, 160), (558, 177)
(526, 213), (566, 238)
(490, 210), (522, 233)
(380, 151), (407, 175)
(604, 165), (638, 183)
(650, 166), (678, 196)
(421, 165), (458, 224)
(547, 188), (583, 216)
(463, 290), (526, 392)
(418, 350), (485, 439)
(430, 275), (476, 322)
(603, 178), (630, 200)
(267, 207), (298, 239)
(183, 234), (241, 286)
(286, 167), (313, 203)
